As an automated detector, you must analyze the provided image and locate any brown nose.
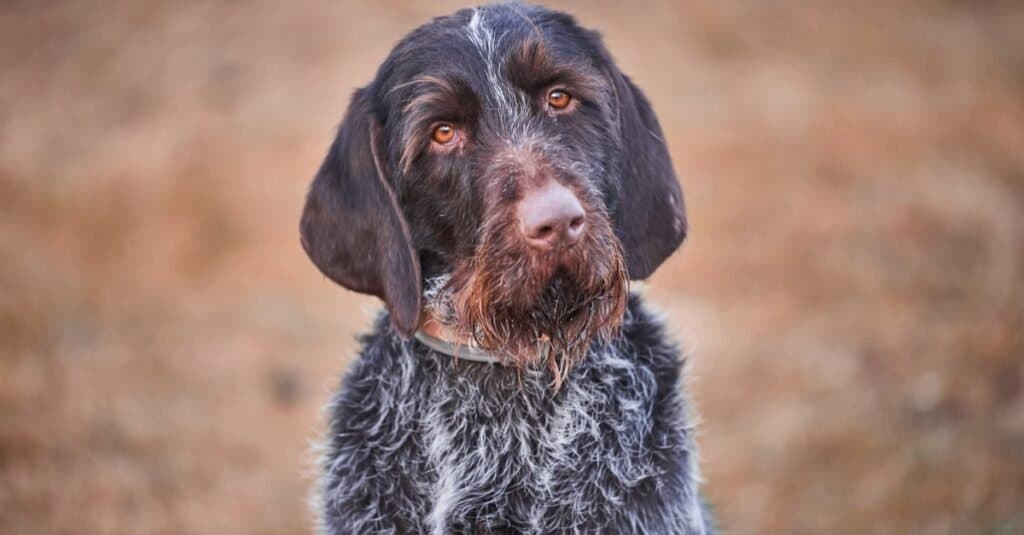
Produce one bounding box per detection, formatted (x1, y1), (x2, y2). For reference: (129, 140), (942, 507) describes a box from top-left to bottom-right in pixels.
(517, 181), (586, 249)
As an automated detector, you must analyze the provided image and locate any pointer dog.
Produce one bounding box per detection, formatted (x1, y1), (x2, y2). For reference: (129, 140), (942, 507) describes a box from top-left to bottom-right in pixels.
(301, 3), (714, 533)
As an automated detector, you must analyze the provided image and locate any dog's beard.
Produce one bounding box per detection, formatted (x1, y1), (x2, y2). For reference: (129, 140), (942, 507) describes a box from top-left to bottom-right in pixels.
(434, 209), (628, 385)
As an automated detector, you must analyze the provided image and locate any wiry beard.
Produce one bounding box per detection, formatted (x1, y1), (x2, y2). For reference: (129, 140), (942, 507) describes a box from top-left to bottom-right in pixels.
(428, 208), (629, 386)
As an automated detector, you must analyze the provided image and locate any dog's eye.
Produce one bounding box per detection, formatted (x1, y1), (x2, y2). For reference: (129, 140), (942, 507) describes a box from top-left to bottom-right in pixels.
(431, 123), (457, 145)
(547, 89), (572, 110)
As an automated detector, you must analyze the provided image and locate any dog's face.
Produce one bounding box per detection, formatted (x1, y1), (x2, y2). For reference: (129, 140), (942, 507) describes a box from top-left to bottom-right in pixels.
(301, 4), (686, 372)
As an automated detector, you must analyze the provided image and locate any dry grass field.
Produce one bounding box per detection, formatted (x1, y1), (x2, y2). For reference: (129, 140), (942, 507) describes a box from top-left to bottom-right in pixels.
(1, 1), (1022, 533)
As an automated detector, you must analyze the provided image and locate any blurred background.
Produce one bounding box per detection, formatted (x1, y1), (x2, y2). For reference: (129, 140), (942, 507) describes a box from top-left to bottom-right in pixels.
(1, 1), (1022, 533)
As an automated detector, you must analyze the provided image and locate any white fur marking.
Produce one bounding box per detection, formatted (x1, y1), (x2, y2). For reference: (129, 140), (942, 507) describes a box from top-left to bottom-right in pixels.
(465, 8), (528, 138)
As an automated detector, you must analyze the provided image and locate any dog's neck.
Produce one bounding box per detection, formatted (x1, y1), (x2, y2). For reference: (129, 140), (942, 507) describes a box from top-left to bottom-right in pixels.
(414, 312), (506, 365)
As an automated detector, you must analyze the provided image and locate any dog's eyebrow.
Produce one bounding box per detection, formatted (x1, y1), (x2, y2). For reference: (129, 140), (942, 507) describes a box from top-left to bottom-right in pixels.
(506, 38), (608, 104)
(387, 75), (456, 97)
(396, 75), (479, 172)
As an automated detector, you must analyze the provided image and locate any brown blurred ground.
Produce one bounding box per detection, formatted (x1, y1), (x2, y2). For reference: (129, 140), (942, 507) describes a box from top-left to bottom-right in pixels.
(1, 1), (1022, 533)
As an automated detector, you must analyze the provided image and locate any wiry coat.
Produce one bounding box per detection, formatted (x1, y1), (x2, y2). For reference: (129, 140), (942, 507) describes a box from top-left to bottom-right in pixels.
(301, 3), (715, 532)
(316, 294), (713, 534)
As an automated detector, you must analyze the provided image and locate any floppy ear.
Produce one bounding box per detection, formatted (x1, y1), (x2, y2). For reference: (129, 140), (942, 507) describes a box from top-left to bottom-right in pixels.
(300, 88), (422, 334)
(608, 68), (688, 280)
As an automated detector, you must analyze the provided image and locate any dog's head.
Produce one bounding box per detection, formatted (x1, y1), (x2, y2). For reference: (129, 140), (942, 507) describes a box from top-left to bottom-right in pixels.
(301, 4), (686, 372)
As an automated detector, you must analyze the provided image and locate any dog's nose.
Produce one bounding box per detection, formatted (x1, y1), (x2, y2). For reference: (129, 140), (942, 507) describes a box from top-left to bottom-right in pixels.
(518, 181), (586, 249)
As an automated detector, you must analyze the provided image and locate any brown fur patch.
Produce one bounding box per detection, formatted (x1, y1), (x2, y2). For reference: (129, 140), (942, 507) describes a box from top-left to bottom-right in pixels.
(444, 147), (628, 386)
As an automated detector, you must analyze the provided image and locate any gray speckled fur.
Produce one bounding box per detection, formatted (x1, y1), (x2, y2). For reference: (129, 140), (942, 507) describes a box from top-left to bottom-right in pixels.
(315, 294), (714, 534)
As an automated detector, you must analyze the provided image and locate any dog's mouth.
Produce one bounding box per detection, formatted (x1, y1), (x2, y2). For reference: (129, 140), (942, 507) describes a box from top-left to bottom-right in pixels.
(432, 209), (628, 384)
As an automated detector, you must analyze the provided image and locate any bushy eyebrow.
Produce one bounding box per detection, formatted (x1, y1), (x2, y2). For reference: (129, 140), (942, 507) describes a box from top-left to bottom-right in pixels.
(505, 38), (610, 106)
(396, 75), (479, 172)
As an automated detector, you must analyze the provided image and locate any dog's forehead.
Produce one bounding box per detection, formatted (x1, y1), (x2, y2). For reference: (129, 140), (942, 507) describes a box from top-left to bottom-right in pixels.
(461, 6), (525, 61)
(386, 5), (595, 93)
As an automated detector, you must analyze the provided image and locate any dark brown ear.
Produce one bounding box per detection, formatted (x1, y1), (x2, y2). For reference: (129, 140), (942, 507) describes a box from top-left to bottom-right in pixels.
(300, 88), (421, 334)
(609, 68), (688, 280)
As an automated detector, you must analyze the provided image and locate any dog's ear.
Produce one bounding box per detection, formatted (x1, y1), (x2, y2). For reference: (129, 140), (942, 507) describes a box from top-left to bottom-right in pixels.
(608, 68), (687, 280)
(300, 88), (422, 334)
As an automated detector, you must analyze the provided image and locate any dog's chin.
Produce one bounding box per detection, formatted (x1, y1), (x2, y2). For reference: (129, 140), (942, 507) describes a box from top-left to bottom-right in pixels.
(438, 219), (629, 384)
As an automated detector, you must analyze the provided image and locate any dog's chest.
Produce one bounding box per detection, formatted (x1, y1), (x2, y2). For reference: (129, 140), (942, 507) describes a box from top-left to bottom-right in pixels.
(320, 318), (706, 533)
(412, 348), (667, 533)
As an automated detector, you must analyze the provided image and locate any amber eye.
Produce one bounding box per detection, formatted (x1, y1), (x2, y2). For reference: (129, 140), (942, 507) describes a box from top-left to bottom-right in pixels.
(548, 89), (572, 110)
(432, 123), (457, 144)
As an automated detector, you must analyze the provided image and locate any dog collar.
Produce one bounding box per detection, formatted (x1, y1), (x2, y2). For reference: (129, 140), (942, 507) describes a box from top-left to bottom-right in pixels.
(414, 330), (505, 365)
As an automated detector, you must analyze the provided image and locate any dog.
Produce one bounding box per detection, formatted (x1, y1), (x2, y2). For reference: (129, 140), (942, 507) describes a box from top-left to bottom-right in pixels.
(300, 3), (714, 533)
